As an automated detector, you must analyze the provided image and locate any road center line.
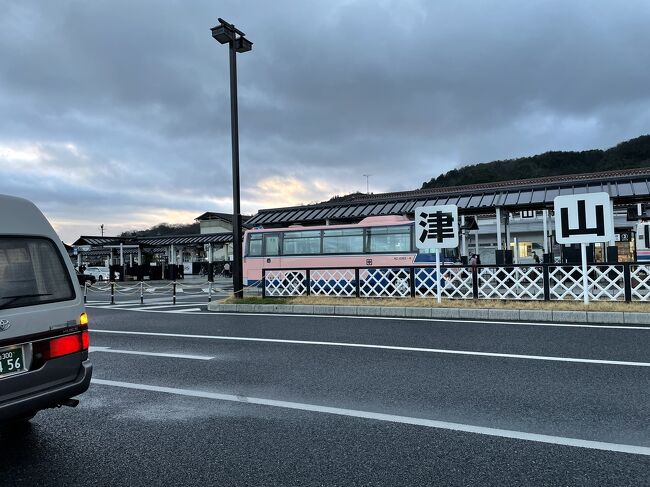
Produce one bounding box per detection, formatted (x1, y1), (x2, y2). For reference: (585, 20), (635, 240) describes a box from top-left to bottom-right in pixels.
(91, 378), (650, 456)
(88, 346), (213, 360)
(90, 329), (650, 367)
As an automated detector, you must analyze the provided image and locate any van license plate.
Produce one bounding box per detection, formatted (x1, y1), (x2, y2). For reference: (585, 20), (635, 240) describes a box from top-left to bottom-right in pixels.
(0, 346), (25, 377)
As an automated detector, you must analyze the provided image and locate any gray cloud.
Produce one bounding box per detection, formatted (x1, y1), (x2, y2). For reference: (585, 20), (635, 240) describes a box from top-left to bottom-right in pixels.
(1, 0), (650, 242)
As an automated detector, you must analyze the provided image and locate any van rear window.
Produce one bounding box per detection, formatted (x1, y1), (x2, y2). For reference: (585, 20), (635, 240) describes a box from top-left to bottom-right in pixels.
(0, 237), (75, 310)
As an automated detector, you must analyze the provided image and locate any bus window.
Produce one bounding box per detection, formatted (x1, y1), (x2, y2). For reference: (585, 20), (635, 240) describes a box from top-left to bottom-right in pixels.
(368, 226), (411, 253)
(323, 228), (363, 254)
(248, 234), (262, 257)
(282, 230), (321, 255)
(264, 233), (280, 256)
(442, 248), (459, 262)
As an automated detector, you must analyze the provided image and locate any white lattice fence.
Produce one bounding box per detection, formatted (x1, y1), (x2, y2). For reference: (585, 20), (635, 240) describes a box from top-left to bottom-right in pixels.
(415, 267), (473, 299)
(549, 265), (625, 301)
(478, 266), (544, 300)
(588, 265), (625, 301)
(264, 270), (307, 297)
(549, 266), (582, 300)
(310, 269), (356, 297)
(359, 268), (411, 298)
(630, 265), (650, 301)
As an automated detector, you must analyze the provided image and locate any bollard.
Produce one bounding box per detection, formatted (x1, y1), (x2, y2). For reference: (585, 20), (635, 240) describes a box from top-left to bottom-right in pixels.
(140, 281), (144, 305)
(84, 281), (88, 304)
(172, 282), (176, 305)
(208, 281), (213, 303)
(110, 282), (115, 305)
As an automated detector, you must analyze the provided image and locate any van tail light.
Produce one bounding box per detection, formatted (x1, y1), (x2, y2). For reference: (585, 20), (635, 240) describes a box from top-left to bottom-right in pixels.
(43, 331), (89, 360)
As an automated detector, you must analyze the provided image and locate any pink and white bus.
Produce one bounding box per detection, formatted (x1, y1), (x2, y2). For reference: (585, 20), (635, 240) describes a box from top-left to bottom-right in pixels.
(243, 215), (459, 286)
(637, 222), (650, 262)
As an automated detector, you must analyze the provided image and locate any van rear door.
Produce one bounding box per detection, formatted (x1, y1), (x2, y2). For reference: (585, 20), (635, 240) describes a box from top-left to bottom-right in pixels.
(0, 236), (78, 343)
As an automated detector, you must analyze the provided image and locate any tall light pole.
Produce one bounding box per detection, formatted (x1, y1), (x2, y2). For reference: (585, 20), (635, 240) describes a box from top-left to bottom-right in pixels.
(211, 18), (253, 299)
(363, 174), (371, 194)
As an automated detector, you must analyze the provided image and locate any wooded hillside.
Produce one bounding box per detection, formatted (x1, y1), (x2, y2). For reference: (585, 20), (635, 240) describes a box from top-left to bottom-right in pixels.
(119, 222), (200, 237)
(422, 135), (650, 189)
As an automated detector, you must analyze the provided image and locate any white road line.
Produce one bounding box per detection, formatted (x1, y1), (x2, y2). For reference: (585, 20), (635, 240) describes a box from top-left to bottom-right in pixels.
(117, 303), (197, 310)
(88, 306), (204, 314)
(91, 378), (650, 456)
(84, 307), (650, 330)
(88, 346), (213, 360)
(87, 303), (206, 310)
(90, 329), (650, 367)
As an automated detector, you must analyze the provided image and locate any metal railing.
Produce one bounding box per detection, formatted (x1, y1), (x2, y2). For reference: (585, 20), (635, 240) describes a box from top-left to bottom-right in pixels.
(262, 263), (650, 302)
(84, 280), (218, 305)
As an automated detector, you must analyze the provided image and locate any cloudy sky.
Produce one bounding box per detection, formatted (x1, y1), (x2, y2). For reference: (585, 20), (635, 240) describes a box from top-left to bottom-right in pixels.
(1, 0), (650, 242)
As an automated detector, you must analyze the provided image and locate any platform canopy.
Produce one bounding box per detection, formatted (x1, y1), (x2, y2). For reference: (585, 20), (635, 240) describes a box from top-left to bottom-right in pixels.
(248, 168), (650, 227)
(72, 232), (233, 248)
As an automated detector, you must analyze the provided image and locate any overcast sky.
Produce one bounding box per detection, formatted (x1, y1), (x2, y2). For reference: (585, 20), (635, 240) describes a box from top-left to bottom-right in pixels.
(1, 0), (650, 242)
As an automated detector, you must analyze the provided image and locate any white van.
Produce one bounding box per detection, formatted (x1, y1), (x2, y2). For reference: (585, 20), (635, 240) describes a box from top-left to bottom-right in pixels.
(0, 194), (92, 424)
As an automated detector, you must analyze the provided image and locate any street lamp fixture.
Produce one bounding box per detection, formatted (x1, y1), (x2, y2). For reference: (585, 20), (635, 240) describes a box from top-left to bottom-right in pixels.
(211, 18), (253, 299)
(235, 37), (253, 53)
(211, 25), (234, 44)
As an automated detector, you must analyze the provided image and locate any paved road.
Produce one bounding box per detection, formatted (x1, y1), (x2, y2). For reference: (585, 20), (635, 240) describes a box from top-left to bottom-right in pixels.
(2, 308), (649, 486)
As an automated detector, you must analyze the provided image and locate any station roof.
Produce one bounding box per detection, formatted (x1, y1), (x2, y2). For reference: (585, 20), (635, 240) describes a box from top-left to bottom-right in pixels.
(72, 232), (233, 248)
(194, 212), (253, 228)
(73, 236), (125, 246)
(248, 168), (650, 227)
(138, 233), (232, 246)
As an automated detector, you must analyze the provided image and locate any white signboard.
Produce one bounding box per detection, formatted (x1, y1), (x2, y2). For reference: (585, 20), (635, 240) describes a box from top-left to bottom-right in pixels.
(415, 205), (459, 249)
(183, 262), (193, 275)
(553, 192), (614, 245)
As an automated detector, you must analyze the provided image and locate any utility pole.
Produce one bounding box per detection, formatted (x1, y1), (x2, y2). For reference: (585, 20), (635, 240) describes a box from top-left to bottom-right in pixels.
(100, 224), (104, 237)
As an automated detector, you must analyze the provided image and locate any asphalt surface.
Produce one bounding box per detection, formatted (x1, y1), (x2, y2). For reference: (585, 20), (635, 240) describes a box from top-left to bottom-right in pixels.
(2, 307), (649, 486)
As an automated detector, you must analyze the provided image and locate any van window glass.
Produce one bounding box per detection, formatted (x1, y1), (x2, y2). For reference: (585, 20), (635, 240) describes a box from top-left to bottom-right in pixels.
(368, 225), (411, 253)
(264, 234), (280, 256)
(0, 237), (75, 310)
(248, 234), (262, 257)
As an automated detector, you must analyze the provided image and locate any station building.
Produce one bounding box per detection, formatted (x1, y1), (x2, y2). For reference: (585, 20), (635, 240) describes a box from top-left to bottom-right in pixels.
(70, 167), (650, 278)
(246, 168), (650, 265)
(71, 213), (251, 279)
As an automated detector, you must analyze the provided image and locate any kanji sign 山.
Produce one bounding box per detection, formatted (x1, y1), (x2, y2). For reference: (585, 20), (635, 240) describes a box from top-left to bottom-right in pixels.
(553, 192), (614, 245)
(415, 205), (459, 249)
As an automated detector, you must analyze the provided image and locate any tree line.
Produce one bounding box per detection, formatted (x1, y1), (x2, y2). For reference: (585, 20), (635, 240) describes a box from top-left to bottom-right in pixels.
(421, 135), (650, 189)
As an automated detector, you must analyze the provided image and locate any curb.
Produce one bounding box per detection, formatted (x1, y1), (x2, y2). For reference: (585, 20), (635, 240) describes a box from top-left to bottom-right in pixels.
(207, 303), (650, 325)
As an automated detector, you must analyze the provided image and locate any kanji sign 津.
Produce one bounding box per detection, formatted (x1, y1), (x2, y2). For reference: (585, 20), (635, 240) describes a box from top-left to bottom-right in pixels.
(415, 205), (459, 249)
